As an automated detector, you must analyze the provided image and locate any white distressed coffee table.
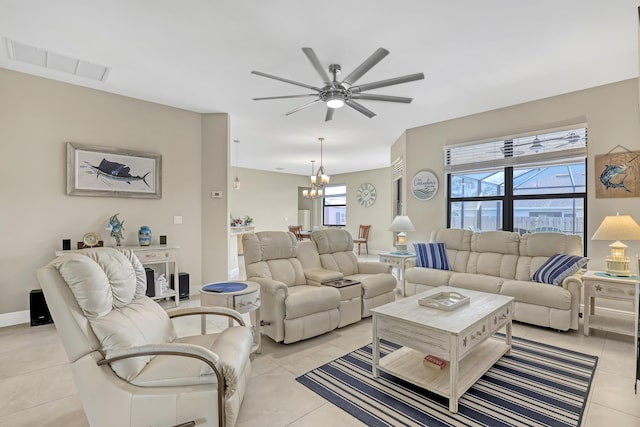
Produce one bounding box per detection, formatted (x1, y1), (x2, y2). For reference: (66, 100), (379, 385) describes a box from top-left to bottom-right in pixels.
(371, 286), (513, 413)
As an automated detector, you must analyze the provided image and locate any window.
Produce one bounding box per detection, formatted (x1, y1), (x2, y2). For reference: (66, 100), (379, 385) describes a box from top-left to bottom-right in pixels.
(446, 127), (587, 248)
(323, 184), (346, 226)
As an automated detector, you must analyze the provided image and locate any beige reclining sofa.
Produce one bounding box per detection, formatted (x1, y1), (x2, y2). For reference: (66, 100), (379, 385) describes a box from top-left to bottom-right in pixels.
(243, 229), (396, 344)
(405, 228), (585, 331)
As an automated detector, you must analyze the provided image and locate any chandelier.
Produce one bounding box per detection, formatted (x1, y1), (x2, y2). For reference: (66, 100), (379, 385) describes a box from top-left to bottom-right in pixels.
(311, 137), (330, 187)
(303, 160), (323, 199)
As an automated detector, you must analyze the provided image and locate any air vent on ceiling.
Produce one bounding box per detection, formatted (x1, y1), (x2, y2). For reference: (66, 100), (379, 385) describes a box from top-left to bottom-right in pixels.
(6, 38), (110, 82)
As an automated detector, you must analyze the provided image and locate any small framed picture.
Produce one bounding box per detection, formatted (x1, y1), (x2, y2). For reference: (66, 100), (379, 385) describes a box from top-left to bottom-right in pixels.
(411, 169), (438, 201)
(67, 142), (161, 198)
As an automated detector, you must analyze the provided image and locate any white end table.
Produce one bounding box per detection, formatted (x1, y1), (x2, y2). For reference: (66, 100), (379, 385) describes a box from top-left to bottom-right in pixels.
(379, 252), (416, 296)
(582, 270), (637, 337)
(200, 281), (261, 353)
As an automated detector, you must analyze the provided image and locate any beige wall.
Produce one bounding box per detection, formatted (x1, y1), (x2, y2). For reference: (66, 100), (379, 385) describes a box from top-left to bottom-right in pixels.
(201, 113), (231, 284)
(229, 167), (395, 252)
(395, 78), (640, 272)
(332, 168), (394, 252)
(228, 167), (308, 233)
(0, 69), (226, 319)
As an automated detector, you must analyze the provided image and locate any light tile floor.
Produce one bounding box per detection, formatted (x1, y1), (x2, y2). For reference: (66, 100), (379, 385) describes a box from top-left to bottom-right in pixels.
(2, 254), (639, 426)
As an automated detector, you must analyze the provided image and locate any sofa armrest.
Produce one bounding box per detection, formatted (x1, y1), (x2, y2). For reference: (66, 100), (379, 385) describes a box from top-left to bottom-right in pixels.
(561, 274), (582, 291)
(304, 268), (343, 286)
(561, 274), (583, 330)
(357, 262), (392, 274)
(247, 277), (288, 298)
(406, 259), (417, 268)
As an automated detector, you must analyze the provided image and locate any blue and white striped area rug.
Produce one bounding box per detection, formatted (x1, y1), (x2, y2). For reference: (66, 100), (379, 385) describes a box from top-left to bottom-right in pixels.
(296, 336), (597, 427)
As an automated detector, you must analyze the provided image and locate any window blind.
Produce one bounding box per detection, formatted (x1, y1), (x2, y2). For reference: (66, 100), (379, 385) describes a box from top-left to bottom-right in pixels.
(444, 126), (587, 173)
(392, 156), (404, 180)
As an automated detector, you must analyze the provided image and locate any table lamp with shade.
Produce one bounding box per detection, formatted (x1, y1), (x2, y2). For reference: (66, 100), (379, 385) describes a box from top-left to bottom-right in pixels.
(591, 213), (640, 276)
(389, 215), (415, 254)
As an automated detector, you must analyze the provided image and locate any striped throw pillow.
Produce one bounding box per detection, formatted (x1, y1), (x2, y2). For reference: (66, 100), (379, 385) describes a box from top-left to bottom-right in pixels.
(414, 243), (450, 270)
(532, 254), (588, 285)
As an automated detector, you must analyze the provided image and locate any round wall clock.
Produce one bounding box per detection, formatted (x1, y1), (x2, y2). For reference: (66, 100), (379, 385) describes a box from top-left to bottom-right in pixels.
(411, 170), (438, 201)
(356, 182), (377, 207)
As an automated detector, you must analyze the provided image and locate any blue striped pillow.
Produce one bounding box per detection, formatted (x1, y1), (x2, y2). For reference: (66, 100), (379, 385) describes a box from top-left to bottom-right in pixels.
(532, 254), (588, 285)
(414, 243), (450, 270)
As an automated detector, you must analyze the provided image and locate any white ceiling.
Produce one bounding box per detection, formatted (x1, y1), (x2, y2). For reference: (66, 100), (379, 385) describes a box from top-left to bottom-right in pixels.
(2, 0), (639, 176)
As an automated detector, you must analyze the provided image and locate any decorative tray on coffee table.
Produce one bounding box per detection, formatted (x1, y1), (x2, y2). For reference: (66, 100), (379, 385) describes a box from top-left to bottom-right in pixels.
(321, 279), (360, 288)
(418, 291), (470, 311)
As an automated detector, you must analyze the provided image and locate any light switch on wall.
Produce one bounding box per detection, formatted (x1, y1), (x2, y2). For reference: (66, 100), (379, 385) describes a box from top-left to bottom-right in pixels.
(173, 216), (183, 225)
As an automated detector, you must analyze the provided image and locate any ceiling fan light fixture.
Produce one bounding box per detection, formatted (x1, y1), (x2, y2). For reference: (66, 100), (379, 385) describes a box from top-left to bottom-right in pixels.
(326, 95), (344, 109)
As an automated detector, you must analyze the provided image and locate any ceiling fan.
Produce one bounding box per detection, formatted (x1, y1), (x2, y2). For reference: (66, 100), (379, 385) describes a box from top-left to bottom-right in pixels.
(251, 47), (424, 121)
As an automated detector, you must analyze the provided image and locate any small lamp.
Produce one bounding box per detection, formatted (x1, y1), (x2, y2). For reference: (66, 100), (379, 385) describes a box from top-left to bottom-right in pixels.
(389, 215), (415, 254)
(591, 213), (640, 276)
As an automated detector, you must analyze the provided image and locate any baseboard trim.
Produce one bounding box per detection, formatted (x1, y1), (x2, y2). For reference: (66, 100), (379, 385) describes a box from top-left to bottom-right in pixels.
(0, 310), (30, 328)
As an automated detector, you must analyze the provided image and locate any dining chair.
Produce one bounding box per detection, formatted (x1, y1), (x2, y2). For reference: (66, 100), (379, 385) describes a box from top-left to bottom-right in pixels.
(353, 225), (371, 255)
(288, 225), (303, 241)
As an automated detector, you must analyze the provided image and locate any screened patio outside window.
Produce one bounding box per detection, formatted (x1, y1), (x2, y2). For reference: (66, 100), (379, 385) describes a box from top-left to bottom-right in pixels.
(445, 127), (587, 246)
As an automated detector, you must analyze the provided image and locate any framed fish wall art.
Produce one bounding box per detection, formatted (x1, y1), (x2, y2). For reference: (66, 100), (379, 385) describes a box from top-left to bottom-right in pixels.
(66, 142), (162, 198)
(595, 149), (640, 198)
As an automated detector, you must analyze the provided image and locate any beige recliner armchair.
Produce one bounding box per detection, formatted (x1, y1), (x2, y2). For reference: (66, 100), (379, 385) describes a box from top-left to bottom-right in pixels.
(37, 247), (253, 427)
(311, 229), (397, 316)
(242, 231), (341, 344)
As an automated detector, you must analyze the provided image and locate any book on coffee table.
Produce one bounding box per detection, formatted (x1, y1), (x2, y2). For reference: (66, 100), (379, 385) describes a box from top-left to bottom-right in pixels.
(423, 354), (447, 370)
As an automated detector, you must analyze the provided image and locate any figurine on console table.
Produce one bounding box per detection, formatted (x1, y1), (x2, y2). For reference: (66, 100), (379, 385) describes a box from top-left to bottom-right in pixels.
(107, 213), (125, 246)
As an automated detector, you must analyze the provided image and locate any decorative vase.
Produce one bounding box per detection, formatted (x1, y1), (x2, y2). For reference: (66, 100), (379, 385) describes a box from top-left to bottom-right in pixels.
(138, 226), (151, 246)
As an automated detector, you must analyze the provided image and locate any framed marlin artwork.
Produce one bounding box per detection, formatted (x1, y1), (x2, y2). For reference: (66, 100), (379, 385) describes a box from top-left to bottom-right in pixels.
(66, 142), (162, 198)
(595, 150), (640, 198)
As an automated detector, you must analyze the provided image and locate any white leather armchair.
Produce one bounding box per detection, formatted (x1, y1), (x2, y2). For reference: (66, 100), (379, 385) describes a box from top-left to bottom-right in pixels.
(311, 229), (397, 316)
(242, 231), (341, 344)
(37, 247), (253, 427)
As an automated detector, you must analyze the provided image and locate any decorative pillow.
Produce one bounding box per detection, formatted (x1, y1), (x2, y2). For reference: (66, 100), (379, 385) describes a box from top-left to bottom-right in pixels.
(414, 243), (450, 270)
(532, 254), (588, 285)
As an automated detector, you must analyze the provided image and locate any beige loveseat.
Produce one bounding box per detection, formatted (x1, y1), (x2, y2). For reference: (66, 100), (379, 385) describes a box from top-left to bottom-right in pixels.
(243, 229), (396, 343)
(405, 228), (584, 331)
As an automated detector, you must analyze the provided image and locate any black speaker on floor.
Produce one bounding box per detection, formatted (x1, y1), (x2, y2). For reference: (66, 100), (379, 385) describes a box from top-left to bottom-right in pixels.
(170, 272), (190, 300)
(30, 289), (53, 326)
(145, 268), (155, 297)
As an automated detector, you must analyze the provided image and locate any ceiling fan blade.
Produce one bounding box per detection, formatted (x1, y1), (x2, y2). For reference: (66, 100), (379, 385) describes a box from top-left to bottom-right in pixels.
(325, 107), (335, 122)
(284, 99), (322, 116)
(341, 48), (389, 86)
(351, 93), (413, 103)
(302, 47), (331, 85)
(251, 70), (321, 91)
(253, 94), (317, 101)
(353, 72), (425, 92)
(345, 100), (376, 118)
